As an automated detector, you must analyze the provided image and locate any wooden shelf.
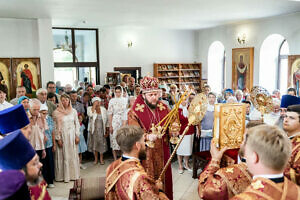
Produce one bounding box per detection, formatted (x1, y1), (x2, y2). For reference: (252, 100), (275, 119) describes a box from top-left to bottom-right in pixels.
(180, 76), (200, 78)
(180, 69), (200, 71)
(158, 70), (179, 72)
(154, 63), (202, 89)
(158, 76), (179, 79)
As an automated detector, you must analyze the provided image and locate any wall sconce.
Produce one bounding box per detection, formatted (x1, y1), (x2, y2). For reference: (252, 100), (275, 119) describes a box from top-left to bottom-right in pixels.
(127, 41), (133, 48)
(237, 34), (246, 45)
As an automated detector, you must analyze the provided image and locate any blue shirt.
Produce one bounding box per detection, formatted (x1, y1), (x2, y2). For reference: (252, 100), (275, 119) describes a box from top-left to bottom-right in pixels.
(45, 116), (54, 148)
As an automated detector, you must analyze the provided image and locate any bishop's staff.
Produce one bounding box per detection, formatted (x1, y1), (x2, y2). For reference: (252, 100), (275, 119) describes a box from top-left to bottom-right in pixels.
(158, 93), (208, 181)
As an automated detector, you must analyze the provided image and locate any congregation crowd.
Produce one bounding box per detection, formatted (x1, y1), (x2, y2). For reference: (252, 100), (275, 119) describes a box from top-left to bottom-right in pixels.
(1, 74), (300, 199)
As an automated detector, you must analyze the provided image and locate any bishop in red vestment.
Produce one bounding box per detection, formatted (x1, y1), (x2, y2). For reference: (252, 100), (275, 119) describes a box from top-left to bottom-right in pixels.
(128, 76), (174, 199)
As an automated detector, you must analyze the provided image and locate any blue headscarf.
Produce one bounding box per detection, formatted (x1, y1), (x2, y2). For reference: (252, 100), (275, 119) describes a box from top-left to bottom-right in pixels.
(17, 96), (29, 105)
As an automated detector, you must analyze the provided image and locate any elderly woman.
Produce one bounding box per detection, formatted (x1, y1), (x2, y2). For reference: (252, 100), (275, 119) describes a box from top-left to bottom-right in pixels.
(87, 97), (108, 165)
(53, 94), (80, 182)
(108, 86), (127, 160)
(18, 96), (30, 112)
(28, 98), (47, 158)
(235, 89), (243, 103)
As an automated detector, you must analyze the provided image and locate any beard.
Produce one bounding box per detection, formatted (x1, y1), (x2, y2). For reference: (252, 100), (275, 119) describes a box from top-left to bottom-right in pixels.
(138, 149), (147, 160)
(25, 168), (43, 186)
(145, 98), (157, 109)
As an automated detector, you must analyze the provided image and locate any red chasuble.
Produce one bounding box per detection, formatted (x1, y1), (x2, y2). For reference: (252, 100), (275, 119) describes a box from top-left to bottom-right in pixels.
(198, 162), (252, 200)
(128, 94), (173, 200)
(284, 135), (300, 185)
(231, 177), (300, 200)
(28, 180), (51, 200)
(105, 158), (169, 200)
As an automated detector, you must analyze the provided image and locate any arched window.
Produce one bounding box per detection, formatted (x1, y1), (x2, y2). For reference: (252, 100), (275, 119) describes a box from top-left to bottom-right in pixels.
(259, 34), (289, 93)
(278, 40), (289, 94)
(207, 41), (225, 93)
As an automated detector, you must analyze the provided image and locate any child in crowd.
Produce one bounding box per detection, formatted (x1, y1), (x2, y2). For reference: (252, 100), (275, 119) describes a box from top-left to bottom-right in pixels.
(78, 113), (88, 169)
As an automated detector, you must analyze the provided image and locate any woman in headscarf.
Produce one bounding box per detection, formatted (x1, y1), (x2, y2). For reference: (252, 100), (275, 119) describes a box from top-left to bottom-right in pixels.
(18, 96), (30, 112)
(108, 86), (127, 160)
(87, 97), (108, 165)
(53, 94), (80, 182)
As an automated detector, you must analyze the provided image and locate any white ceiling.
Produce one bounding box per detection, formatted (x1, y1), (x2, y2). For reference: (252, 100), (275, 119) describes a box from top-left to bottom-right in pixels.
(0, 0), (300, 29)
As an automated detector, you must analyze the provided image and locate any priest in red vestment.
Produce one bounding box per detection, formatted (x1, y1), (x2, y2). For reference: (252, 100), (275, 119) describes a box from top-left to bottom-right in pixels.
(0, 130), (51, 200)
(128, 76), (175, 199)
(105, 126), (169, 200)
(231, 125), (300, 200)
(198, 119), (265, 200)
(283, 104), (300, 185)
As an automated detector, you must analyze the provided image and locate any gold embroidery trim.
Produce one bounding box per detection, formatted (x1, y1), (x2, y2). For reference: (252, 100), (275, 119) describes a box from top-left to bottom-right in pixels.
(128, 171), (147, 200)
(290, 168), (297, 184)
(281, 177), (288, 200)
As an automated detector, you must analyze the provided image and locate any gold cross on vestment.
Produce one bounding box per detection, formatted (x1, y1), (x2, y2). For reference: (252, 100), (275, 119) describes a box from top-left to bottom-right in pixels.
(251, 180), (264, 190)
(135, 103), (145, 112)
(157, 103), (165, 111)
(226, 168), (234, 173)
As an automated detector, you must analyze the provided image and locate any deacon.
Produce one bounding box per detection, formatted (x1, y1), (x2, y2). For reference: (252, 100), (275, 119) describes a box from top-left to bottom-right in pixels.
(105, 125), (169, 200)
(283, 104), (300, 185)
(198, 121), (263, 200)
(231, 125), (300, 199)
(128, 76), (175, 199)
(0, 130), (51, 200)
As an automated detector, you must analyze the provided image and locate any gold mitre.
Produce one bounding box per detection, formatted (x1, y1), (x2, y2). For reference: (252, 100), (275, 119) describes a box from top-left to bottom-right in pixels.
(213, 103), (246, 149)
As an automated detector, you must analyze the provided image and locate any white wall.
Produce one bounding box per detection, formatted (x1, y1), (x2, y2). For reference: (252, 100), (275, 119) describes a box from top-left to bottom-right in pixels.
(196, 12), (300, 88)
(37, 19), (55, 88)
(0, 18), (54, 88)
(99, 27), (197, 84)
(0, 18), (39, 57)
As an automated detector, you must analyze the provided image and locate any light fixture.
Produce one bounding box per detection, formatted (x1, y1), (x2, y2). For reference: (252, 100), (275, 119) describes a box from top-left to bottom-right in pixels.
(127, 40), (133, 48)
(237, 33), (246, 45)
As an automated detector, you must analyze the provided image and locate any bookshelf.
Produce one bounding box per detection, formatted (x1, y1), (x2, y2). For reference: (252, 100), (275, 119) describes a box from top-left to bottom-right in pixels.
(153, 63), (202, 90)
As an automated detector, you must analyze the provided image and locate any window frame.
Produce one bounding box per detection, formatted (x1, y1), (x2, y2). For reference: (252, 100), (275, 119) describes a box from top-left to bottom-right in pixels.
(52, 27), (100, 84)
(277, 39), (288, 90)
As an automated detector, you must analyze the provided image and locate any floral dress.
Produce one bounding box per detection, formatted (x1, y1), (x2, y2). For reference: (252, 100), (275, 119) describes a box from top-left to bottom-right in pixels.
(107, 97), (127, 150)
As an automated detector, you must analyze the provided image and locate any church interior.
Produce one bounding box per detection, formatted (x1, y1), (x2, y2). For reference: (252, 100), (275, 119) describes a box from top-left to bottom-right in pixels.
(1, 0), (300, 200)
